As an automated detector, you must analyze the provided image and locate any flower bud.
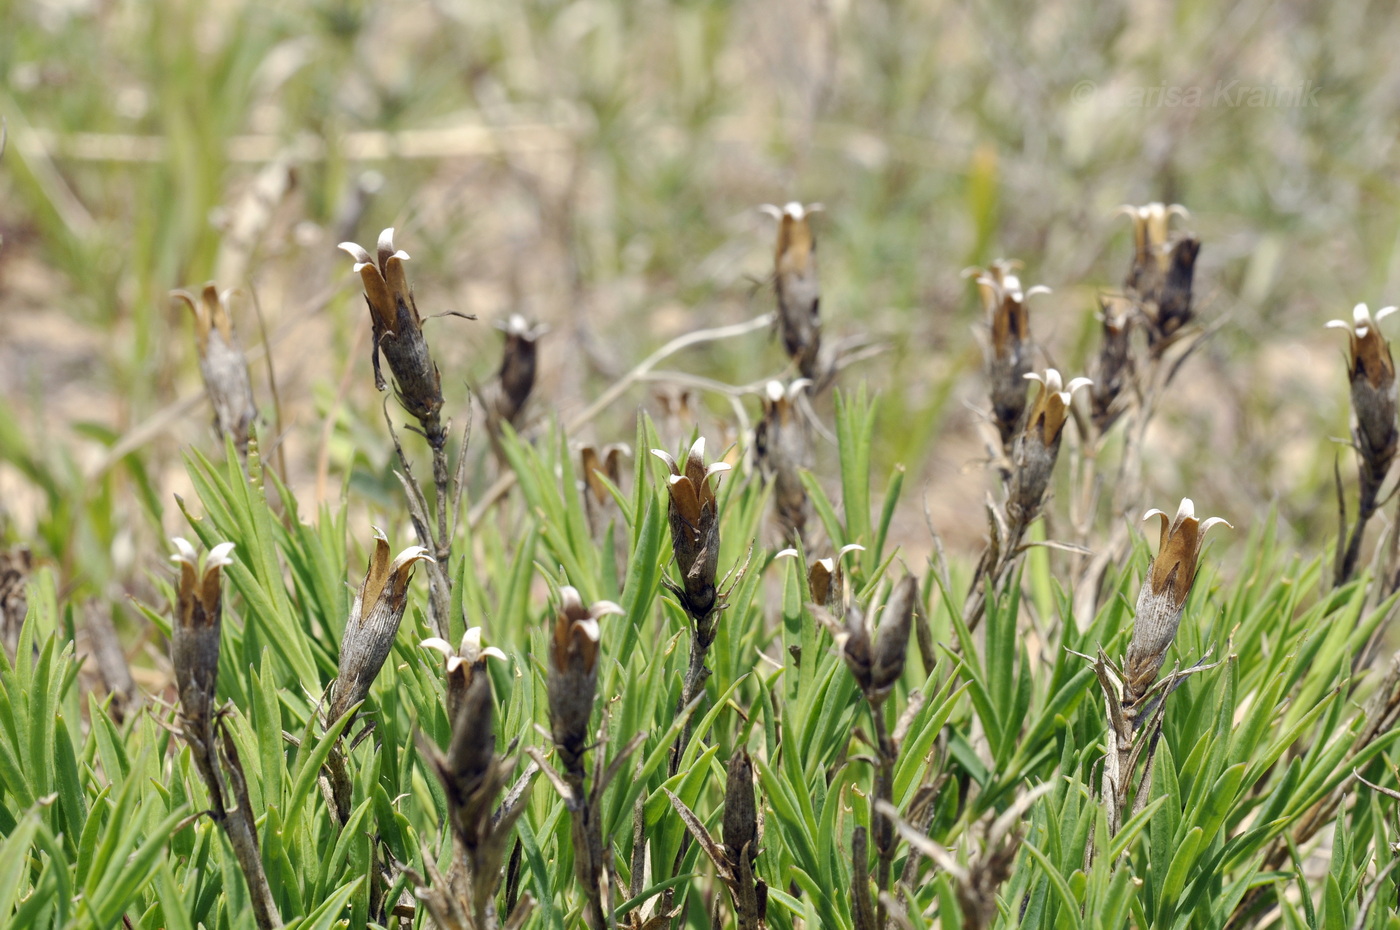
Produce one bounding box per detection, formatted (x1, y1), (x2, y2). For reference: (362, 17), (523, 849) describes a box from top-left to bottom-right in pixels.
(1007, 369), (1090, 535)
(754, 379), (813, 541)
(722, 748), (759, 874)
(170, 538), (236, 741)
(761, 202), (824, 382)
(869, 575), (917, 702)
(548, 587), (622, 775)
(1091, 296), (1135, 433)
(491, 315), (548, 428)
(173, 285), (257, 457)
(327, 529), (433, 724)
(653, 438), (731, 620)
(422, 626), (508, 726)
(1124, 498), (1229, 715)
(1328, 304), (1399, 513)
(339, 229), (446, 447)
(1117, 202), (1188, 305)
(965, 260), (1049, 451)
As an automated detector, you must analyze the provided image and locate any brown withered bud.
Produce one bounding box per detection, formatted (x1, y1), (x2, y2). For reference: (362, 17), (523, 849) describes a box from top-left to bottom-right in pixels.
(754, 379), (813, 541)
(653, 438), (731, 621)
(172, 285), (258, 457)
(1123, 499), (1230, 717)
(421, 626), (507, 727)
(439, 670), (501, 843)
(1328, 304), (1399, 515)
(965, 260), (1050, 451)
(1091, 296), (1136, 433)
(0, 546), (31, 657)
(1153, 236), (1200, 348)
(1007, 369), (1091, 537)
(869, 575), (917, 704)
(580, 443), (628, 510)
(837, 602), (875, 696)
(722, 748), (767, 925)
(339, 229), (447, 447)
(761, 202), (824, 383)
(548, 586), (623, 775)
(327, 529), (433, 724)
(492, 314), (548, 428)
(1117, 202), (1189, 304)
(170, 538), (236, 744)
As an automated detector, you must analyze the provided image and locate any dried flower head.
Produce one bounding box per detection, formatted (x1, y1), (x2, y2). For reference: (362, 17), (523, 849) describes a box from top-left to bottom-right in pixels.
(1091, 295), (1136, 433)
(422, 627), (508, 726)
(548, 586), (623, 774)
(761, 202), (824, 382)
(754, 379), (813, 541)
(327, 529), (433, 723)
(339, 229), (446, 446)
(778, 543), (864, 617)
(832, 575), (917, 706)
(1329, 303), (1400, 510)
(653, 438), (731, 620)
(172, 285), (257, 456)
(492, 314), (548, 428)
(1124, 499), (1230, 714)
(1005, 369), (1090, 536)
(721, 748), (767, 923)
(580, 443), (629, 508)
(170, 538), (236, 741)
(966, 260), (1050, 450)
(1118, 202), (1189, 301)
(1155, 236), (1201, 345)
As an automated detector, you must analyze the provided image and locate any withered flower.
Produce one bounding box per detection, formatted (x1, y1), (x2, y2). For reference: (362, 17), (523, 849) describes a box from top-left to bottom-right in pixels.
(1091, 295), (1136, 433)
(422, 626), (508, 726)
(339, 229), (446, 447)
(1007, 369), (1091, 535)
(1155, 236), (1200, 345)
(170, 538), (236, 742)
(580, 443), (629, 510)
(1117, 202), (1189, 303)
(761, 202), (824, 382)
(1124, 498), (1230, 715)
(327, 529), (433, 724)
(548, 586), (623, 775)
(173, 285), (257, 457)
(1328, 303), (1399, 514)
(837, 575), (917, 706)
(777, 543), (864, 616)
(721, 748), (767, 926)
(653, 438), (731, 621)
(754, 379), (813, 541)
(965, 260), (1050, 450)
(491, 314), (548, 428)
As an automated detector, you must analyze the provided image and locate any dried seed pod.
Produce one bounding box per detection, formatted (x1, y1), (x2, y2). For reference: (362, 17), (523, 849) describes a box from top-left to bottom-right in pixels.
(327, 529), (433, 724)
(1007, 369), (1091, 537)
(1328, 304), (1399, 514)
(762, 202), (824, 382)
(754, 379), (813, 541)
(869, 575), (917, 703)
(548, 587), (623, 775)
(1154, 236), (1200, 345)
(722, 748), (767, 925)
(965, 260), (1049, 451)
(440, 669), (500, 838)
(339, 229), (446, 447)
(1117, 202), (1189, 304)
(170, 538), (236, 743)
(173, 285), (257, 456)
(422, 626), (508, 726)
(1091, 295), (1136, 433)
(492, 315), (548, 428)
(1124, 499), (1230, 715)
(653, 438), (731, 620)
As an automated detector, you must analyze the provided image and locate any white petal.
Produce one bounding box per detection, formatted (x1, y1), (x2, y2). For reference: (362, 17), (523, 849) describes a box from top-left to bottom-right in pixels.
(705, 462), (732, 480)
(1377, 306), (1399, 323)
(378, 228), (397, 255)
(1065, 377), (1093, 394)
(560, 586), (584, 611)
(1175, 498), (1196, 521)
(461, 627), (482, 653)
(1199, 517), (1232, 535)
(574, 617), (601, 642)
(1141, 508), (1169, 523)
(784, 201), (805, 219)
(1354, 303), (1372, 324)
(838, 543), (866, 560)
(1024, 371), (1045, 385)
(1326, 319), (1353, 331)
(650, 449), (679, 474)
(338, 242), (372, 264)
(481, 646), (508, 662)
(391, 546), (434, 570)
(1041, 369), (1064, 391)
(170, 537), (198, 564)
(206, 542), (237, 569)
(688, 436), (706, 462)
(766, 381), (785, 402)
(1024, 285), (1052, 298)
(788, 378), (813, 397)
(421, 637), (455, 657)
(758, 203), (784, 219)
(774, 548), (800, 559)
(590, 600), (625, 618)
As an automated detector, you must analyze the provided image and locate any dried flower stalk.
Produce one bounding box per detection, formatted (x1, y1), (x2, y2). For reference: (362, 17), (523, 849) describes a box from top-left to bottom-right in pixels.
(173, 284), (258, 457)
